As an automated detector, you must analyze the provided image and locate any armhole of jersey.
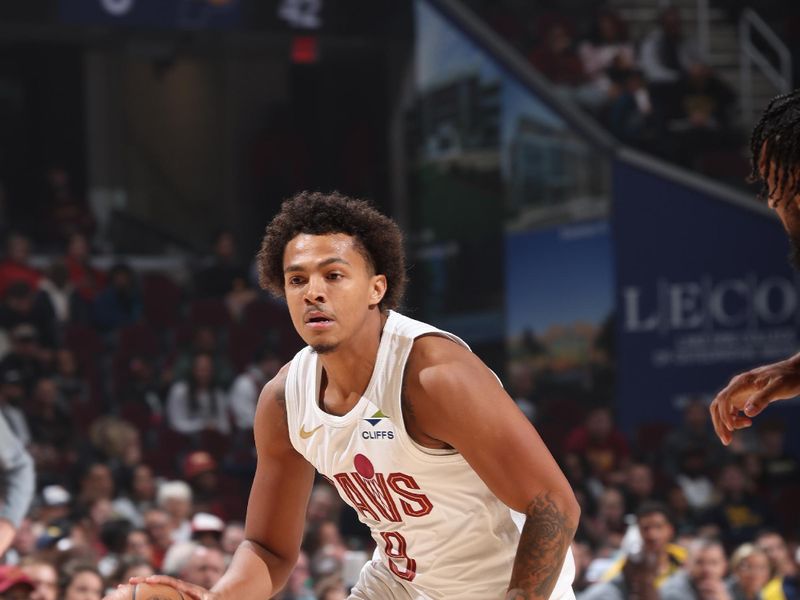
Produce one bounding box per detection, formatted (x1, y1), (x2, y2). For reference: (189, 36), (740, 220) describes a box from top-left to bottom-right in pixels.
(391, 331), (469, 463)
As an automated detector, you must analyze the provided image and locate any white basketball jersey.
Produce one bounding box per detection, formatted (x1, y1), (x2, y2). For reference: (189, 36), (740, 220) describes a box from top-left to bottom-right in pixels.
(285, 310), (575, 600)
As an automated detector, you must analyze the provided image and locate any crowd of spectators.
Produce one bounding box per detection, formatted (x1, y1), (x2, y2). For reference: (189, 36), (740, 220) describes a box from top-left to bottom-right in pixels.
(0, 227), (798, 600)
(470, 0), (750, 186)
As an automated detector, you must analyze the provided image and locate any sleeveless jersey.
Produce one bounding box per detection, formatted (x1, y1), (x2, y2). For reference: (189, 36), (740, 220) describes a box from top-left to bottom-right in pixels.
(285, 310), (576, 599)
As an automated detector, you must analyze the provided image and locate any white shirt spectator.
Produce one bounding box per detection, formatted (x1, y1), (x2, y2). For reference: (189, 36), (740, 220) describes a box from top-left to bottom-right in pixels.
(166, 381), (230, 435)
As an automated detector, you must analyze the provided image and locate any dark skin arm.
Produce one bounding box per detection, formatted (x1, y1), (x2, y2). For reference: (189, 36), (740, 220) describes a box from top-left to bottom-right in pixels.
(404, 336), (580, 600)
(114, 364), (316, 600)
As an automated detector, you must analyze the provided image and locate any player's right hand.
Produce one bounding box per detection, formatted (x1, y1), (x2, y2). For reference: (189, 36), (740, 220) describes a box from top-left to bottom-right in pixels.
(710, 354), (800, 445)
(127, 576), (216, 600)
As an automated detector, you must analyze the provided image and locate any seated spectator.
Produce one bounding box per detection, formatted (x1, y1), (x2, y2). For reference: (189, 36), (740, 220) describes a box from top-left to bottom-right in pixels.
(64, 233), (106, 303)
(639, 7), (703, 116)
(229, 347), (282, 431)
(577, 9), (637, 109)
(583, 486), (627, 550)
(74, 462), (115, 513)
(528, 18), (587, 87)
(314, 575), (347, 600)
(661, 398), (726, 478)
(113, 464), (157, 529)
(0, 281), (57, 353)
(225, 273), (257, 322)
(607, 67), (654, 145)
(189, 513), (224, 549)
(171, 543), (225, 590)
(701, 461), (772, 551)
(123, 528), (155, 568)
(166, 353), (230, 436)
(27, 377), (73, 456)
(220, 522), (244, 558)
(52, 348), (88, 407)
(564, 405), (630, 485)
(0, 369), (30, 445)
(757, 420), (800, 490)
(0, 324), (48, 395)
(674, 445), (715, 513)
(0, 565), (35, 600)
(182, 451), (232, 521)
(659, 536), (728, 600)
(37, 261), (78, 334)
(755, 530), (799, 599)
(728, 543), (772, 600)
(142, 508), (175, 570)
(599, 501), (686, 590)
(92, 264), (141, 333)
(663, 60), (737, 168)
(0, 233), (41, 300)
(108, 555), (154, 589)
(59, 560), (103, 600)
(156, 481), (193, 544)
(18, 556), (59, 600)
(169, 327), (234, 390)
(622, 462), (657, 514)
(193, 230), (248, 299)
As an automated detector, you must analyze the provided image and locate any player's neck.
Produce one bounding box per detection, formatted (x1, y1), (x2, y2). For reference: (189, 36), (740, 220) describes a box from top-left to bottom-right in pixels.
(317, 310), (388, 411)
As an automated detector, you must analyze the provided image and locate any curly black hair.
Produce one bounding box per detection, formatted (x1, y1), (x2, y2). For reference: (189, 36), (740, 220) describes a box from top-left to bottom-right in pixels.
(257, 191), (407, 310)
(750, 88), (800, 205)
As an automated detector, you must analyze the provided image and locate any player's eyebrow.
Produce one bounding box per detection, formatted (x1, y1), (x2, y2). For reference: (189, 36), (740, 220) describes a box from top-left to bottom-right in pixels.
(284, 257), (351, 273)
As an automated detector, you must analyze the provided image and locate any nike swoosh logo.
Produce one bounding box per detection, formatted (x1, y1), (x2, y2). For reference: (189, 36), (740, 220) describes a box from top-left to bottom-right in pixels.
(299, 424), (323, 439)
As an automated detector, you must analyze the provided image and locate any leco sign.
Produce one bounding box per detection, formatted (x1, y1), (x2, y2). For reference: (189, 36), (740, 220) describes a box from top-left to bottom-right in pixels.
(100, 0), (134, 16)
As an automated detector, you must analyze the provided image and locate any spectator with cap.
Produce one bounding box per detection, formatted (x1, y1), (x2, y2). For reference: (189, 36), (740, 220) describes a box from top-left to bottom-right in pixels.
(182, 451), (229, 520)
(0, 565), (35, 600)
(190, 513), (224, 549)
(0, 415), (34, 558)
(38, 485), (72, 525)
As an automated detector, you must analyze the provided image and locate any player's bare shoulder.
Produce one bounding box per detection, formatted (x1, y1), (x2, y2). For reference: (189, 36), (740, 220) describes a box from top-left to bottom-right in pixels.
(254, 361), (295, 453)
(406, 333), (490, 393)
(257, 361), (292, 415)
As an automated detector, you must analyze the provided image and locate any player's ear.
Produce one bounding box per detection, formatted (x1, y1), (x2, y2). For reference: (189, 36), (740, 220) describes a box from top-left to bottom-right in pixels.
(369, 274), (387, 307)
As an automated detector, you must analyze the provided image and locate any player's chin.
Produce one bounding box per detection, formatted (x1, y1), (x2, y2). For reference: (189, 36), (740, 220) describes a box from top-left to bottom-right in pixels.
(311, 342), (339, 354)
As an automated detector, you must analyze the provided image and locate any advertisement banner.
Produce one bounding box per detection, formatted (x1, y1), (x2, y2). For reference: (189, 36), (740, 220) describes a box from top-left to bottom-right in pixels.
(613, 159), (800, 438)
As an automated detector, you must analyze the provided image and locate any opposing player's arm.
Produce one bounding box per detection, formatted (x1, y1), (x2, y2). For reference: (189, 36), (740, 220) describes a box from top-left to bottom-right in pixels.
(406, 336), (579, 600)
(218, 363), (316, 598)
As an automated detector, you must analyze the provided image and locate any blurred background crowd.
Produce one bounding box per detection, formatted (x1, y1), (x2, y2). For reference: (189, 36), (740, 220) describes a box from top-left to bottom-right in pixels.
(0, 0), (799, 599)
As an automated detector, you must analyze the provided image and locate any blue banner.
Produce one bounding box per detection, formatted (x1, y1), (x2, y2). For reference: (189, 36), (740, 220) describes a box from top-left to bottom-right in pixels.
(613, 159), (800, 438)
(59, 0), (240, 29)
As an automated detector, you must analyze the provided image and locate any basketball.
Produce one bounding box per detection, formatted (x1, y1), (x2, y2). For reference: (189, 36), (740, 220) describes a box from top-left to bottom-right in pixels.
(132, 583), (185, 600)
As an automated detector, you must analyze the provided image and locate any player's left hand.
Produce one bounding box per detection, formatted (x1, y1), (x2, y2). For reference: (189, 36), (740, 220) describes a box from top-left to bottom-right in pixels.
(710, 354), (800, 445)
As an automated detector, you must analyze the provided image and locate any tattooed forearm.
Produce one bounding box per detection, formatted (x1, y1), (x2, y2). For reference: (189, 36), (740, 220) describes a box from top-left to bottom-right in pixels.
(505, 493), (576, 600)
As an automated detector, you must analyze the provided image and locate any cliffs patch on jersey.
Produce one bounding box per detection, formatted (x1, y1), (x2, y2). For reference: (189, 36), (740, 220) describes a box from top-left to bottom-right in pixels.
(363, 409), (394, 440)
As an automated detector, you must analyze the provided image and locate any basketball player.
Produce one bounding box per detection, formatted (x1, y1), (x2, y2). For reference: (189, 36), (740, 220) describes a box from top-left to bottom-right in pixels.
(711, 90), (800, 445)
(121, 191), (579, 599)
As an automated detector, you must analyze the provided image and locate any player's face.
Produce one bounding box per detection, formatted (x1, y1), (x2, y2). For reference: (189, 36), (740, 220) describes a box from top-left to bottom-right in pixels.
(760, 155), (800, 269)
(283, 233), (386, 354)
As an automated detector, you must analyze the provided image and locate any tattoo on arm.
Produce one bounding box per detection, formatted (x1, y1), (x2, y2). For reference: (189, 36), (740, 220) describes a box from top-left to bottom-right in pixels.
(506, 493), (576, 600)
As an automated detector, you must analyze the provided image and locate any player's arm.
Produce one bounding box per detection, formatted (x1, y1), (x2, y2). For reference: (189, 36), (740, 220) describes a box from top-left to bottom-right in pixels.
(710, 352), (800, 445)
(133, 364), (315, 600)
(405, 336), (580, 600)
